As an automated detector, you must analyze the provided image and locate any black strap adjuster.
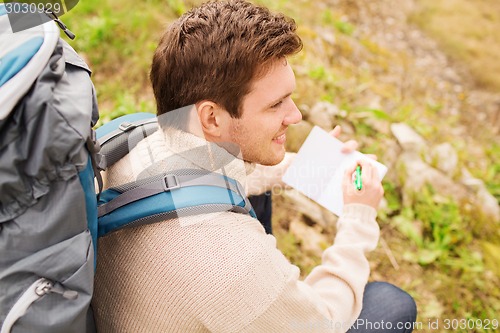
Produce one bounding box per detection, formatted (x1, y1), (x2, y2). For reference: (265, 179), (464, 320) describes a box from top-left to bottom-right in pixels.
(162, 174), (180, 191)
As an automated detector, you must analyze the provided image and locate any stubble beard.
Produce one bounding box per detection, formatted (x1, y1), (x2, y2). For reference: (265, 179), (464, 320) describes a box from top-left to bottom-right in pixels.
(228, 120), (285, 166)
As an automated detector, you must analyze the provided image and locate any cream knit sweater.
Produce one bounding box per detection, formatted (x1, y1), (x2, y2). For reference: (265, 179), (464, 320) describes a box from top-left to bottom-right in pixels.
(92, 126), (380, 333)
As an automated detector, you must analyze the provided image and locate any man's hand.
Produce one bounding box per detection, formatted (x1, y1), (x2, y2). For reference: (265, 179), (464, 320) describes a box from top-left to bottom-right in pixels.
(342, 159), (384, 209)
(329, 125), (377, 160)
(247, 125), (378, 197)
(331, 125), (384, 210)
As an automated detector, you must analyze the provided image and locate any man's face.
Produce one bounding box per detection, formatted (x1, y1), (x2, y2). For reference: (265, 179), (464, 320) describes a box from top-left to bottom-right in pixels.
(225, 59), (302, 165)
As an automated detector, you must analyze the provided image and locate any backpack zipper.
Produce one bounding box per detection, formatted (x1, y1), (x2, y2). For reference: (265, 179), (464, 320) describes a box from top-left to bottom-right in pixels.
(0, 278), (78, 333)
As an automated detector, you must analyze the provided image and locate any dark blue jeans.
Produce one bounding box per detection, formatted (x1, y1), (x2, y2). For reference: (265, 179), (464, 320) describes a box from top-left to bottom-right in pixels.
(249, 191), (273, 235)
(347, 282), (417, 332)
(250, 193), (417, 332)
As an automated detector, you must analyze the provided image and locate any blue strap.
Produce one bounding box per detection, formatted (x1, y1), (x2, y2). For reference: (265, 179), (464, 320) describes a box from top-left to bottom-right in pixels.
(78, 158), (98, 269)
(94, 114), (258, 236)
(95, 112), (156, 139)
(98, 185), (256, 237)
(0, 37), (44, 87)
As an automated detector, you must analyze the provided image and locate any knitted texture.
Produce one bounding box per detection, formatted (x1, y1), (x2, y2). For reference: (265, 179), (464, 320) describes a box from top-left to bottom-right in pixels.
(92, 127), (380, 333)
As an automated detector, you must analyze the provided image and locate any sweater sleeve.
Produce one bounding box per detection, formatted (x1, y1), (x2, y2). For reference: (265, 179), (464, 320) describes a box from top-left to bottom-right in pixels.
(238, 203), (379, 333)
(93, 203), (378, 333)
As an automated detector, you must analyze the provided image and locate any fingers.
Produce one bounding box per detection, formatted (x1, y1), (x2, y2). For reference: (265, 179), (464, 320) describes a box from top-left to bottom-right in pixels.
(357, 159), (372, 177)
(344, 160), (379, 181)
(330, 126), (366, 155)
(341, 139), (359, 153)
(342, 162), (358, 193)
(329, 125), (341, 138)
(344, 161), (358, 178)
(365, 154), (378, 160)
(358, 159), (378, 183)
(343, 160), (384, 209)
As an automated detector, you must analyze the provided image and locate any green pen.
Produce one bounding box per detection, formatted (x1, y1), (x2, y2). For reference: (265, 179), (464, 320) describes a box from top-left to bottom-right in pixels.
(354, 165), (362, 190)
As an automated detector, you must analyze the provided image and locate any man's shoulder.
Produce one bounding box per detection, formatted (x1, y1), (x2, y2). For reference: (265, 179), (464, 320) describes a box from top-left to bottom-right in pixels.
(170, 211), (289, 271)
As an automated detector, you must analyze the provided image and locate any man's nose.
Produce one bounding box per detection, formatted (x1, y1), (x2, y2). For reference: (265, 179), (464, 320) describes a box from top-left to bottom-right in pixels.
(283, 101), (302, 125)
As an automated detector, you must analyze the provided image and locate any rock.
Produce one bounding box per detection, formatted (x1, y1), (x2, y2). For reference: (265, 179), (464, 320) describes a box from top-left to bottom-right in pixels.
(365, 117), (391, 135)
(420, 295), (445, 319)
(476, 187), (500, 223)
(460, 168), (485, 192)
(378, 197), (388, 212)
(429, 142), (458, 175)
(461, 168), (500, 222)
(308, 110), (332, 131)
(298, 104), (311, 119)
(397, 152), (468, 205)
(381, 139), (402, 182)
(390, 123), (427, 153)
(466, 91), (500, 135)
(442, 67), (461, 84)
(318, 29), (336, 45)
(283, 189), (337, 230)
(336, 119), (355, 136)
(308, 101), (339, 130)
(285, 121), (314, 153)
(289, 218), (330, 256)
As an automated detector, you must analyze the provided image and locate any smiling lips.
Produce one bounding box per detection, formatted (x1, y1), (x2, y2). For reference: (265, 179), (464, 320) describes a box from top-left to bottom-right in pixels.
(272, 132), (286, 144)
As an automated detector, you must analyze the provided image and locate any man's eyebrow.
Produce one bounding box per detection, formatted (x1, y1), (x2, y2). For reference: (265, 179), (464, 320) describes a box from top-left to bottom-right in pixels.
(267, 92), (293, 107)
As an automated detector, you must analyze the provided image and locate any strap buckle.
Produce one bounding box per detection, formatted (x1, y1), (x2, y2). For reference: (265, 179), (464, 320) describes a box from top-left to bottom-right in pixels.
(119, 121), (135, 131)
(162, 174), (180, 191)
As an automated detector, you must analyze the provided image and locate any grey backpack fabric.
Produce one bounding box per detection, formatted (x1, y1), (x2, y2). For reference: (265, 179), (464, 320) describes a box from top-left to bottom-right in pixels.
(0, 12), (98, 333)
(0, 7), (257, 333)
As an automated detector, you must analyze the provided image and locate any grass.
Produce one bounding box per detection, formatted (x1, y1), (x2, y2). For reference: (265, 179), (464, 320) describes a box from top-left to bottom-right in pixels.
(59, 0), (499, 331)
(61, 0), (174, 116)
(409, 0), (500, 92)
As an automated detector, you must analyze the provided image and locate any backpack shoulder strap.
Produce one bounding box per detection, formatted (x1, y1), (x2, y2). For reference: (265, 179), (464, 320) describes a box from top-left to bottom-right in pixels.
(95, 112), (158, 169)
(97, 169), (256, 237)
(0, 4), (59, 119)
(95, 114), (256, 237)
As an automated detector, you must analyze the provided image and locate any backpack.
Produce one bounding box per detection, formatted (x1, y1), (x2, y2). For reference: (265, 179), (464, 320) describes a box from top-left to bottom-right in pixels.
(0, 7), (254, 333)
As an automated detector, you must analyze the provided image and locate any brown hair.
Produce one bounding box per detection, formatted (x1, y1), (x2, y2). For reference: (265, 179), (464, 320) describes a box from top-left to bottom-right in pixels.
(150, 0), (302, 118)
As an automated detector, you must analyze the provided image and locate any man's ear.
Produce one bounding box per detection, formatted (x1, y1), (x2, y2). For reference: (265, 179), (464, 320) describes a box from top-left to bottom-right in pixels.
(196, 100), (230, 140)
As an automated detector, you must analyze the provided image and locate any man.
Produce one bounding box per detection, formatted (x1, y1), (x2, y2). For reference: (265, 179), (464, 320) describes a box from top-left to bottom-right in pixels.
(92, 1), (416, 332)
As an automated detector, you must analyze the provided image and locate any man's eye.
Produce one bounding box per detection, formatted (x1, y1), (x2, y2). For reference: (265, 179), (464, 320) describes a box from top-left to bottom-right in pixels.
(271, 100), (283, 108)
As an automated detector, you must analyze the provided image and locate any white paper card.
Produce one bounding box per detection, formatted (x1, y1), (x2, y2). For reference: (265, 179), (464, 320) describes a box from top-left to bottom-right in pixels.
(282, 126), (388, 216)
